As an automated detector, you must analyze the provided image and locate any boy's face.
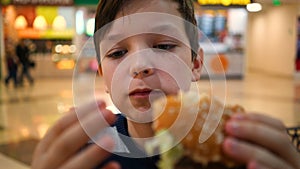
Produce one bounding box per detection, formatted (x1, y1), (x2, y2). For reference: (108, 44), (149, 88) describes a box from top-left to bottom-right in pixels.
(97, 0), (202, 122)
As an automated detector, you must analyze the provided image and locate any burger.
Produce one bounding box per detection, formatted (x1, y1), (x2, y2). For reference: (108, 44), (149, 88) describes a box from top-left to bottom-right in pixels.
(146, 91), (246, 169)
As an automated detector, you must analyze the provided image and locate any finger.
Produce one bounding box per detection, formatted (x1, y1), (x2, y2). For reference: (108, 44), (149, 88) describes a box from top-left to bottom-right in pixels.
(58, 136), (115, 169)
(223, 137), (294, 169)
(101, 162), (121, 169)
(32, 100), (109, 168)
(34, 108), (78, 156)
(248, 160), (274, 169)
(75, 100), (107, 119)
(225, 119), (292, 156)
(38, 100), (107, 153)
(225, 119), (300, 166)
(231, 112), (286, 132)
(46, 108), (116, 168)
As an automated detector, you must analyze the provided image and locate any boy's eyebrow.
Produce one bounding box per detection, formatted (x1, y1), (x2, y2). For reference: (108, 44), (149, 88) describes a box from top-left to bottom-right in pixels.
(105, 34), (123, 41)
(150, 24), (180, 33)
(104, 24), (182, 41)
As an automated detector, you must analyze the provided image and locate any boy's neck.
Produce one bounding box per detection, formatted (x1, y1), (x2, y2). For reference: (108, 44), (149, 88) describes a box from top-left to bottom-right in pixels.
(127, 119), (154, 147)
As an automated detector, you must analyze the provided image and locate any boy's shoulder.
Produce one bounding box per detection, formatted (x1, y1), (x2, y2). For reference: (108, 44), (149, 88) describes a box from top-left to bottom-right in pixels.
(94, 114), (159, 169)
(114, 114), (129, 136)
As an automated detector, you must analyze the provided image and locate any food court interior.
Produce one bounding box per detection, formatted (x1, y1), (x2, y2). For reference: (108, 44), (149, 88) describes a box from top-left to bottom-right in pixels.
(0, 0), (300, 168)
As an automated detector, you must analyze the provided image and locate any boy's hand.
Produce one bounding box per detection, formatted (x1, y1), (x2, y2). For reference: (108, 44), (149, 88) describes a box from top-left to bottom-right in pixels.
(223, 113), (300, 169)
(31, 100), (120, 169)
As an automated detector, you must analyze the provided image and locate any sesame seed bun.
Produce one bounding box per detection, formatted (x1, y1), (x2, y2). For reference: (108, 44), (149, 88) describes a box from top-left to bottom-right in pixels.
(152, 91), (245, 169)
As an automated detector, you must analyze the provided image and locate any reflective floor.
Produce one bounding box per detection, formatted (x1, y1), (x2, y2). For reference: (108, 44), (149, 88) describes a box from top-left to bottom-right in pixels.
(0, 72), (299, 168)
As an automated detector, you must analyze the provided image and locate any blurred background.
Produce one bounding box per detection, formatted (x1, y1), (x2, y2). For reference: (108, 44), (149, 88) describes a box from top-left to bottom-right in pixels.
(0, 0), (299, 168)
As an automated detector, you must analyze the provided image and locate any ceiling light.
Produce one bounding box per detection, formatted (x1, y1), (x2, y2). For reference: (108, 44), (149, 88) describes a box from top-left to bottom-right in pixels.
(246, 3), (262, 12)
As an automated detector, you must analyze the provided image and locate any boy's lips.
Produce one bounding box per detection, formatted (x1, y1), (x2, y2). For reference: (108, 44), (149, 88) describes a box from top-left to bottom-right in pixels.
(129, 88), (153, 99)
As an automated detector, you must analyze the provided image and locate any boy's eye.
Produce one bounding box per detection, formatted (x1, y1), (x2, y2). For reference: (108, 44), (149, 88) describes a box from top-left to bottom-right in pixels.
(107, 50), (128, 59)
(153, 44), (176, 50)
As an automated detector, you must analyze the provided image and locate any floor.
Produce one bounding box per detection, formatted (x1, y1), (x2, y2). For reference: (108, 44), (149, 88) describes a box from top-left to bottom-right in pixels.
(0, 72), (299, 168)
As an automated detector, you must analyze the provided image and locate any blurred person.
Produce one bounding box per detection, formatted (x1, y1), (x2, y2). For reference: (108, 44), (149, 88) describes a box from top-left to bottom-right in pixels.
(15, 39), (34, 86)
(4, 48), (18, 88)
(296, 35), (300, 71)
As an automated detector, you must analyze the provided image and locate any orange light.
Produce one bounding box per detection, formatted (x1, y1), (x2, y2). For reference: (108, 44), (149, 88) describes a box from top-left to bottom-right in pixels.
(210, 54), (229, 73)
(55, 59), (75, 70)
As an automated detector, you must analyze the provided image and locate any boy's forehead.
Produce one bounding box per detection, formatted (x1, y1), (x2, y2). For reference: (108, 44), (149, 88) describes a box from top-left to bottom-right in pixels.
(98, 0), (190, 44)
(116, 0), (180, 18)
(98, 12), (191, 52)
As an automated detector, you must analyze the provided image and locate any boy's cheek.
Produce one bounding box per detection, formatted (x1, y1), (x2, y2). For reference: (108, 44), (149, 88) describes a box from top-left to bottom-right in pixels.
(158, 72), (186, 94)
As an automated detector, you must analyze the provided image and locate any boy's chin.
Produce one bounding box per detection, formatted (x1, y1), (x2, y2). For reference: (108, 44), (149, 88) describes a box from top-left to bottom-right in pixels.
(125, 107), (153, 123)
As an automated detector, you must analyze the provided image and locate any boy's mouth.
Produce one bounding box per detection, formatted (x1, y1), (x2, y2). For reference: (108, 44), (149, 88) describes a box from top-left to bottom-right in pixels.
(129, 88), (153, 99)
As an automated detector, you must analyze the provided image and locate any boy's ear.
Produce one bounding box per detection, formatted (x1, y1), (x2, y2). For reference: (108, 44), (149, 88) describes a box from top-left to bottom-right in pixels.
(97, 66), (109, 93)
(191, 48), (203, 82)
(98, 65), (103, 76)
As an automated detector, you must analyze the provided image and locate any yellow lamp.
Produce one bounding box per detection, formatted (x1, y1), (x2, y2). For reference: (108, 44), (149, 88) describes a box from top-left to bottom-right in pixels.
(33, 15), (48, 31)
(222, 0), (231, 6)
(52, 15), (67, 31)
(14, 15), (28, 30)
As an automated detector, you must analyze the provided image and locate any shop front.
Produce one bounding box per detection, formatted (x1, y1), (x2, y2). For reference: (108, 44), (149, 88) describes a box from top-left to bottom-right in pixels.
(0, 0), (76, 78)
(194, 0), (251, 79)
(0, 0), (99, 79)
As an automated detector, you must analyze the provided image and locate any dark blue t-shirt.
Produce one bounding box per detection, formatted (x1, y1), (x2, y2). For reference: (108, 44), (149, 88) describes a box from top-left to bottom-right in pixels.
(91, 114), (159, 169)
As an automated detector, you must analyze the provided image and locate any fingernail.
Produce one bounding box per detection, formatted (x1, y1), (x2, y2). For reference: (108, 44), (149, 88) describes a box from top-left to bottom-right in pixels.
(226, 137), (238, 154)
(248, 160), (262, 169)
(226, 121), (239, 134)
(232, 113), (246, 120)
(96, 100), (106, 109)
(69, 107), (75, 111)
(102, 110), (116, 124)
(228, 137), (237, 146)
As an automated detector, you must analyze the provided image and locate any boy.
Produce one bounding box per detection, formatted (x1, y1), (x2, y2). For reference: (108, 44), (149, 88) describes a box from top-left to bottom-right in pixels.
(32, 0), (300, 169)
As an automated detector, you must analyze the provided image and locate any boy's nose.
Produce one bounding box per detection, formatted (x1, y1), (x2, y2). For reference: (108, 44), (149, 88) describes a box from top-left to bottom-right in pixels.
(132, 68), (154, 79)
(129, 48), (155, 79)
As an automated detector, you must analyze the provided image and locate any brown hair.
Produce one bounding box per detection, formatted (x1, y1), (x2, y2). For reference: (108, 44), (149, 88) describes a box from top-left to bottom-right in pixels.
(94, 0), (199, 64)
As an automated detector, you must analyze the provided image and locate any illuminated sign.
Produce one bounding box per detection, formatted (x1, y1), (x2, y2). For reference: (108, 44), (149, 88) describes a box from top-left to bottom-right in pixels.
(197, 0), (251, 6)
(74, 0), (98, 5)
(2, 0), (74, 5)
(273, 0), (281, 6)
(0, 0), (11, 5)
